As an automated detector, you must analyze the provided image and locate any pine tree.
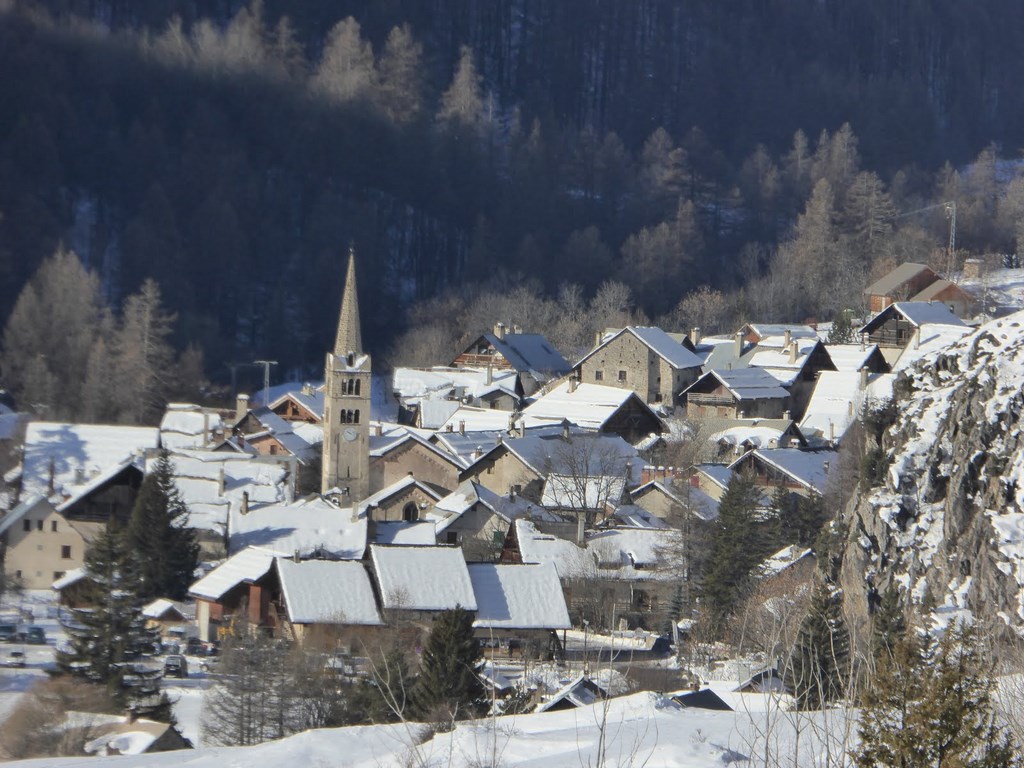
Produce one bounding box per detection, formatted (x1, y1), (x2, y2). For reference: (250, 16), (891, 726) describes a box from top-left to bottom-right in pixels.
(701, 472), (767, 628)
(855, 622), (1023, 767)
(827, 309), (856, 345)
(312, 17), (377, 104)
(785, 579), (850, 710)
(127, 450), (198, 600)
(112, 279), (176, 425)
(410, 607), (484, 724)
(870, 585), (907, 662)
(56, 523), (169, 719)
(375, 24), (424, 123)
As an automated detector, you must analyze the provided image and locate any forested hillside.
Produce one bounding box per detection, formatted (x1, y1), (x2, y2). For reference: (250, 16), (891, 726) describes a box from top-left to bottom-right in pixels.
(3, 0), (1024, 381)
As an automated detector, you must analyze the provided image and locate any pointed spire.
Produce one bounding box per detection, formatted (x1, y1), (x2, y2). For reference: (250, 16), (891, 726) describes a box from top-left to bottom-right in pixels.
(333, 247), (363, 357)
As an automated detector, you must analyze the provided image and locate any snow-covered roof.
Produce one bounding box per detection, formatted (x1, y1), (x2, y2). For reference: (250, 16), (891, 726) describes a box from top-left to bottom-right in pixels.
(799, 371), (895, 442)
(535, 675), (606, 712)
(468, 563), (570, 630)
(228, 495), (367, 559)
(370, 545), (477, 611)
(862, 301), (968, 332)
(84, 720), (174, 756)
(269, 388), (325, 421)
(893, 324), (974, 371)
(21, 422), (159, 499)
(683, 368), (790, 400)
(733, 448), (839, 494)
(429, 480), (536, 533)
(522, 381), (658, 432)
(541, 473), (626, 510)
(484, 428), (642, 484)
(159, 404), (223, 450)
(51, 567), (87, 591)
(610, 504), (671, 529)
(243, 407), (319, 460)
(480, 332), (571, 375)
(276, 558), (382, 625)
(371, 521), (437, 546)
(742, 323), (819, 341)
(417, 399), (461, 429)
(142, 598), (183, 620)
(694, 463), (734, 490)
(579, 326), (704, 370)
(758, 545), (815, 578)
(392, 366), (519, 405)
(587, 528), (679, 574)
(160, 450), (292, 533)
(824, 343), (884, 372)
(438, 405), (521, 433)
(189, 546), (279, 601)
(55, 458), (141, 513)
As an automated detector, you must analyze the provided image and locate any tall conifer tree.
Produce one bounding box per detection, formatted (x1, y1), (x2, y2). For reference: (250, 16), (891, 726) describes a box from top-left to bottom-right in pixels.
(128, 450), (198, 601)
(57, 522), (169, 719)
(410, 607), (484, 723)
(785, 579), (850, 710)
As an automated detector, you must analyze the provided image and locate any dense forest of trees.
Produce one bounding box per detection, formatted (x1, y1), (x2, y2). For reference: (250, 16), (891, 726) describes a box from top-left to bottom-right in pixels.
(3, 0), (1024, 385)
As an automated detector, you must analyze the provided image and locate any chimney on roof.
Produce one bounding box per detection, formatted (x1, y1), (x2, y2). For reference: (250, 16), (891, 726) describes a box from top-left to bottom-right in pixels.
(472, 445), (483, 462)
(509, 486), (516, 502)
(494, 322), (506, 340)
(829, 421), (836, 442)
(459, 420), (466, 436)
(512, 324), (522, 335)
(293, 549), (301, 563)
(594, 330), (603, 348)
(735, 331), (744, 358)
(788, 341), (798, 364)
(240, 491), (249, 516)
(235, 393), (250, 420)
(784, 329), (792, 347)
(446, 423), (454, 433)
(485, 363), (493, 385)
(783, 410), (791, 421)
(690, 327), (701, 346)
(202, 411), (210, 446)
(575, 511), (585, 546)
(569, 376), (578, 393)
(823, 461), (830, 474)
(496, 432), (504, 445)
(375, 423), (383, 437)
(561, 419), (571, 441)
(218, 467), (226, 497)
(860, 332), (868, 351)
(860, 366), (869, 389)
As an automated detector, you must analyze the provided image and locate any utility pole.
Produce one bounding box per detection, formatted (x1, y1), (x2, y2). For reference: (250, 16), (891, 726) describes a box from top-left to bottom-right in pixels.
(944, 201), (957, 276)
(253, 360), (278, 406)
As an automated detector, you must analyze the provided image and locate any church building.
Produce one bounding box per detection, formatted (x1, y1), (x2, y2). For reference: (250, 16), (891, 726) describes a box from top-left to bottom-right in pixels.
(321, 251), (371, 502)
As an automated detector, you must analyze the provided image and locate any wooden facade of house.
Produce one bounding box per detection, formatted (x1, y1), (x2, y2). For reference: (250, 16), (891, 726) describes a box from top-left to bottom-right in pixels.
(864, 263), (939, 312)
(271, 394), (321, 424)
(684, 380), (788, 421)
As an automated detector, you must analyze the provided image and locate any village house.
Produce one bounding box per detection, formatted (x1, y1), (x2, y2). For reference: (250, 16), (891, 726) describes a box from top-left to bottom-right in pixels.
(428, 479), (534, 560)
(708, 418), (809, 459)
(83, 715), (192, 756)
(142, 598), (190, 635)
(864, 262), (974, 316)
(823, 340), (891, 374)
(728, 447), (839, 498)
(859, 301), (968, 364)
(521, 381), (665, 444)
(681, 368), (791, 421)
(468, 562), (571, 659)
(369, 429), (464, 495)
(190, 546), (281, 641)
(275, 558), (383, 642)
(231, 405), (320, 463)
(459, 427), (642, 511)
(744, 335), (837, 420)
(738, 323), (819, 345)
(392, 366), (521, 427)
(159, 404), (224, 450)
(226, 493), (367, 559)
(268, 385), (325, 424)
(1, 459), (145, 589)
(451, 323), (572, 396)
(574, 326), (704, 408)
(629, 475), (720, 523)
(369, 544), (477, 622)
(799, 369), (895, 446)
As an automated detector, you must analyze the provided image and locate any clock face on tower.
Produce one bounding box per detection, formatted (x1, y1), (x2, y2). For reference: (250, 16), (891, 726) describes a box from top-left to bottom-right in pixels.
(343, 426), (358, 442)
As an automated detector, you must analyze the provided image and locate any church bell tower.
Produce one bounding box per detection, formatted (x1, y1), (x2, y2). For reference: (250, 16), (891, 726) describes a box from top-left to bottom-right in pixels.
(321, 249), (371, 501)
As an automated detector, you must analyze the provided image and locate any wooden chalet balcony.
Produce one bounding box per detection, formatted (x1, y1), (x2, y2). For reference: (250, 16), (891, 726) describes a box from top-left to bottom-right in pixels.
(868, 330), (912, 348)
(454, 353), (512, 368)
(686, 393), (735, 406)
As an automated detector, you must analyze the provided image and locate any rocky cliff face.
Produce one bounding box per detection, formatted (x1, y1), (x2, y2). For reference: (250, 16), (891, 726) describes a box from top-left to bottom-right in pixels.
(839, 311), (1024, 640)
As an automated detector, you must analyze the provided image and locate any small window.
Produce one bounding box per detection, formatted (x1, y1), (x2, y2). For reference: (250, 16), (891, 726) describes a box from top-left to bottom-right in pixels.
(54, 571), (65, 580)
(353, 409), (360, 424)
(402, 502), (418, 522)
(51, 520), (58, 532)
(618, 370), (627, 382)
(14, 570), (21, 579)
(595, 370), (604, 381)
(22, 520), (30, 532)
(36, 520), (43, 531)
(61, 545), (72, 559)
(269, 444), (278, 455)
(446, 532), (459, 545)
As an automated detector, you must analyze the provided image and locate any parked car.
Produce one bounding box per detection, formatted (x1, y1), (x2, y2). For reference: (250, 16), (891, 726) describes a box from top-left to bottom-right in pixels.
(164, 654), (188, 678)
(17, 626), (46, 645)
(4, 650), (25, 668)
(0, 625), (17, 643)
(185, 637), (205, 656)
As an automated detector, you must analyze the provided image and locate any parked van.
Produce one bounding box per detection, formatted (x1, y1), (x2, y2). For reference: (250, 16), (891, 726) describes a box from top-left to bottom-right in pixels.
(0, 625), (17, 643)
(17, 626), (46, 645)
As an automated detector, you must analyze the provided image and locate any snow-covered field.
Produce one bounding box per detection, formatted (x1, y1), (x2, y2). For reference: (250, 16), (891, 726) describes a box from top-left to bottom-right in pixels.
(8, 690), (861, 768)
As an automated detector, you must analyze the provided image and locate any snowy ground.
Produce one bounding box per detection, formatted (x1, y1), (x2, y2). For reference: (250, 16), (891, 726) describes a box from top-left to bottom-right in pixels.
(6, 691), (862, 767)
(961, 266), (1024, 315)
